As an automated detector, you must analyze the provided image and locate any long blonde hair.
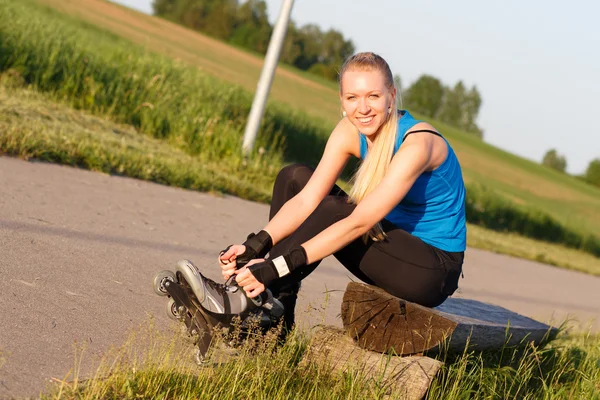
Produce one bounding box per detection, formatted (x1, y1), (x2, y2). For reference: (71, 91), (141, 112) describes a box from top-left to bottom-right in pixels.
(340, 52), (398, 241)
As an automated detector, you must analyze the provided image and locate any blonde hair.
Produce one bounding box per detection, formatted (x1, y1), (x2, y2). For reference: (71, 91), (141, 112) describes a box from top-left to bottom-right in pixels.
(340, 52), (398, 241)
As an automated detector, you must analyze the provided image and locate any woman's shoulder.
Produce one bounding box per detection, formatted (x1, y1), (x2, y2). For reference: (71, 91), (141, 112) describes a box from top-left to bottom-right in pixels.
(406, 121), (439, 135)
(329, 117), (361, 158)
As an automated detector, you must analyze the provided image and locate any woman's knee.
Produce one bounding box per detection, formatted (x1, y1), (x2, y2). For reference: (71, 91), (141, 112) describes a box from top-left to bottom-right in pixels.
(274, 163), (313, 190)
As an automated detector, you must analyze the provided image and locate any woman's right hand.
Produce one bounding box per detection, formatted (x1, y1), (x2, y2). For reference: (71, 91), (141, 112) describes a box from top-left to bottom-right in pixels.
(218, 244), (246, 280)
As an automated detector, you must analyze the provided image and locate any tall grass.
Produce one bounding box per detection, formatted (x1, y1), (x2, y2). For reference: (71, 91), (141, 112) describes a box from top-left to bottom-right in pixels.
(0, 0), (331, 167)
(4, 83), (599, 275)
(1, 0), (599, 258)
(43, 320), (600, 399)
(427, 331), (600, 399)
(466, 184), (600, 257)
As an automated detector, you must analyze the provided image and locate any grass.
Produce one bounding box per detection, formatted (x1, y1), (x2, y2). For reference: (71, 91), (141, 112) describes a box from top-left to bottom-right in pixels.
(0, 83), (275, 202)
(34, 0), (600, 242)
(1, 0), (599, 259)
(3, 83), (600, 276)
(42, 319), (600, 399)
(467, 224), (600, 276)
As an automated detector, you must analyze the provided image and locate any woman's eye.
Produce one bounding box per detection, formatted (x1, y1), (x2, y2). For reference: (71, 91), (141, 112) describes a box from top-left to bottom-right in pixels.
(369, 94), (379, 99)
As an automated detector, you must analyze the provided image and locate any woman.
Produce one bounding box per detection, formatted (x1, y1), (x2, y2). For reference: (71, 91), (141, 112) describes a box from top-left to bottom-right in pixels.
(178, 52), (466, 331)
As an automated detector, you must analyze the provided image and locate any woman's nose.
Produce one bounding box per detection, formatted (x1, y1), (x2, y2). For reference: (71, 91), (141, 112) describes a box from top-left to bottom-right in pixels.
(358, 98), (370, 114)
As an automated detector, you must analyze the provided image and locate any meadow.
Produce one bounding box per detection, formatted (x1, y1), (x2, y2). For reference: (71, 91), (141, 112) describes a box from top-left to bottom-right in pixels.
(42, 320), (600, 399)
(1, 0), (599, 398)
(1, 0), (599, 262)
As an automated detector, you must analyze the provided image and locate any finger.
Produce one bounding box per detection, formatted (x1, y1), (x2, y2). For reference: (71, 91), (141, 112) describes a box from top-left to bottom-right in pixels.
(220, 264), (237, 275)
(223, 245), (245, 261)
(219, 254), (236, 266)
(236, 274), (253, 287)
(245, 258), (265, 267)
(246, 285), (265, 298)
(242, 281), (260, 293)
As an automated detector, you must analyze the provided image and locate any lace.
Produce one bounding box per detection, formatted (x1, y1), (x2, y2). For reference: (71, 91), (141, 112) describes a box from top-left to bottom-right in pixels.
(204, 277), (231, 296)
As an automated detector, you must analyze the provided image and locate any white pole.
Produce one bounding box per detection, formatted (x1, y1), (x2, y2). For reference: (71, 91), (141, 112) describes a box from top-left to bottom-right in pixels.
(242, 0), (295, 157)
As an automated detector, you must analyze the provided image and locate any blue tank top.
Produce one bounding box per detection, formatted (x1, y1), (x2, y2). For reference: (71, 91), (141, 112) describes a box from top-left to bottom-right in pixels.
(358, 110), (467, 252)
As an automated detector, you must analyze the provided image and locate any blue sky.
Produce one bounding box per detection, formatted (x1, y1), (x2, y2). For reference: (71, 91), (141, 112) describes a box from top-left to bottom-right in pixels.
(114, 0), (599, 174)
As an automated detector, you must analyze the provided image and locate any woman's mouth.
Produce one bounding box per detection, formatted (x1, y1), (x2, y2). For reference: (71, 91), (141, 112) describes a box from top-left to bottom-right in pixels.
(357, 115), (375, 125)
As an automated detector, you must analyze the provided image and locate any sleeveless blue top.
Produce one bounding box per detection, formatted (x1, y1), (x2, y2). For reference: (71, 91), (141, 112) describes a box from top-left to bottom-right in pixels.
(358, 110), (467, 252)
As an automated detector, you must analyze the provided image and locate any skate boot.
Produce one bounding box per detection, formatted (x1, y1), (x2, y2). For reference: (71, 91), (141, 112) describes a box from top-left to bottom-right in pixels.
(174, 259), (251, 314)
(153, 260), (285, 361)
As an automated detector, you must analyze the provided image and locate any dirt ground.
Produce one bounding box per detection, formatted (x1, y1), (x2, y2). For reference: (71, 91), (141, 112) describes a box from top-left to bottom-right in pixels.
(1, 156), (599, 398)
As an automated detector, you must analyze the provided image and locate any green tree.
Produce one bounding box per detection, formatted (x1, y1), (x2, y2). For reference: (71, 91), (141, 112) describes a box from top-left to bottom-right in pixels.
(437, 81), (465, 126)
(394, 74), (402, 108)
(280, 21), (302, 66)
(584, 158), (600, 186)
(152, 0), (176, 17)
(230, 0), (272, 53)
(462, 85), (482, 136)
(542, 149), (567, 173)
(320, 29), (354, 66)
(202, 1), (237, 39)
(404, 75), (444, 118)
(294, 24), (322, 70)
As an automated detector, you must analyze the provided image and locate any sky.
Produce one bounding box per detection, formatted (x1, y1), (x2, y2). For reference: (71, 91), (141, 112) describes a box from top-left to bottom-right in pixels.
(114, 0), (599, 175)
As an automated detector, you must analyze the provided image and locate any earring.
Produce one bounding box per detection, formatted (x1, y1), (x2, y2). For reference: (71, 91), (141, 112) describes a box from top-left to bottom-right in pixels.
(342, 111), (347, 117)
(388, 107), (392, 112)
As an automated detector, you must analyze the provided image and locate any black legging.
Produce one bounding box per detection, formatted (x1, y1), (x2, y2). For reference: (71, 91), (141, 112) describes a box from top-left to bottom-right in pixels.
(267, 164), (464, 310)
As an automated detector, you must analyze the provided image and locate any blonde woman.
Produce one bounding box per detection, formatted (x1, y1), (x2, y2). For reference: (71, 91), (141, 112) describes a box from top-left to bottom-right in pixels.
(177, 52), (466, 333)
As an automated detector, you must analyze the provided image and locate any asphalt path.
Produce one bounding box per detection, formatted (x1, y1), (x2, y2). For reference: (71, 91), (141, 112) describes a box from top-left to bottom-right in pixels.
(1, 156), (599, 399)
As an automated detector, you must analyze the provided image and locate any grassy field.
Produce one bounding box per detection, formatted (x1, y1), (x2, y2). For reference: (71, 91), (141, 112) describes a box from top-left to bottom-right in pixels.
(1, 0), (599, 258)
(1, 2), (599, 398)
(34, 0), (600, 243)
(3, 83), (599, 277)
(42, 320), (600, 399)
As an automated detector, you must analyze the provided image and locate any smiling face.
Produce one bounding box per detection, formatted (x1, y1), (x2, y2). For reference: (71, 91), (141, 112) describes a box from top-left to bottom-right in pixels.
(340, 69), (396, 137)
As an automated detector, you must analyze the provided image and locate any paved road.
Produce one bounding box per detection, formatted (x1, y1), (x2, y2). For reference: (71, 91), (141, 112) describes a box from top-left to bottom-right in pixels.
(1, 156), (599, 399)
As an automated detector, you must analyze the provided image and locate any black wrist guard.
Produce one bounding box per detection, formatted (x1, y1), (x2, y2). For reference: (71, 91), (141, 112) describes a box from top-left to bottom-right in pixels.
(248, 246), (307, 288)
(235, 230), (273, 268)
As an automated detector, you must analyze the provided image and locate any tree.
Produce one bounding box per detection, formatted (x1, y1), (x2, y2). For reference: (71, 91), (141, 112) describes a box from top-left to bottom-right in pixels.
(294, 24), (323, 70)
(437, 81), (465, 126)
(404, 75), (444, 118)
(320, 29), (354, 67)
(230, 0), (272, 53)
(542, 149), (567, 173)
(584, 158), (600, 187)
(462, 86), (482, 134)
(394, 74), (402, 108)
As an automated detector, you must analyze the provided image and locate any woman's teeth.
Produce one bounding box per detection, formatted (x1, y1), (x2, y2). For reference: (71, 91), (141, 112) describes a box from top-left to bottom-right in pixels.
(358, 116), (374, 124)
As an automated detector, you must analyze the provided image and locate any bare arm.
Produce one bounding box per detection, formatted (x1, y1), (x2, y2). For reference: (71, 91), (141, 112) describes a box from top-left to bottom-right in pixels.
(301, 133), (436, 263)
(262, 118), (358, 245)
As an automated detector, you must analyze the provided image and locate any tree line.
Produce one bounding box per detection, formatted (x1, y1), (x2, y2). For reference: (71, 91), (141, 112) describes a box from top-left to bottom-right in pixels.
(542, 150), (600, 187)
(401, 75), (483, 138)
(152, 0), (484, 137)
(152, 0), (355, 81)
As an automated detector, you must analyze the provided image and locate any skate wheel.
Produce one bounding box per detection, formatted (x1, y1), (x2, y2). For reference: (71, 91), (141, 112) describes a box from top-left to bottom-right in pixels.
(193, 347), (208, 366)
(166, 298), (181, 320)
(153, 270), (176, 296)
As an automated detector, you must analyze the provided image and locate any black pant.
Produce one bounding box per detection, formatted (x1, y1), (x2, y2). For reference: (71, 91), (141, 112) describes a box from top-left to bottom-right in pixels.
(267, 164), (464, 322)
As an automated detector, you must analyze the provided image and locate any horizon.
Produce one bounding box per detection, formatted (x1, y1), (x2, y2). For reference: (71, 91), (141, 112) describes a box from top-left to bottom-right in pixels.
(113, 0), (599, 175)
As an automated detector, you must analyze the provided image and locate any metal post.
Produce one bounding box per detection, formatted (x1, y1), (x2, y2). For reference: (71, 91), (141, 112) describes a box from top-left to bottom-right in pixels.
(242, 0), (295, 157)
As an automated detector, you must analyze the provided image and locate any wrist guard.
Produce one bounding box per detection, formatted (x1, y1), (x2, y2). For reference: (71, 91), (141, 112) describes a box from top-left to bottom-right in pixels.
(235, 230), (273, 268)
(248, 246), (307, 288)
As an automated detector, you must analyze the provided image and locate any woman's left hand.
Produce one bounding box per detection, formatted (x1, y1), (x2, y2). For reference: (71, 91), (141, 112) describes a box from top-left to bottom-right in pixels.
(235, 259), (266, 298)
